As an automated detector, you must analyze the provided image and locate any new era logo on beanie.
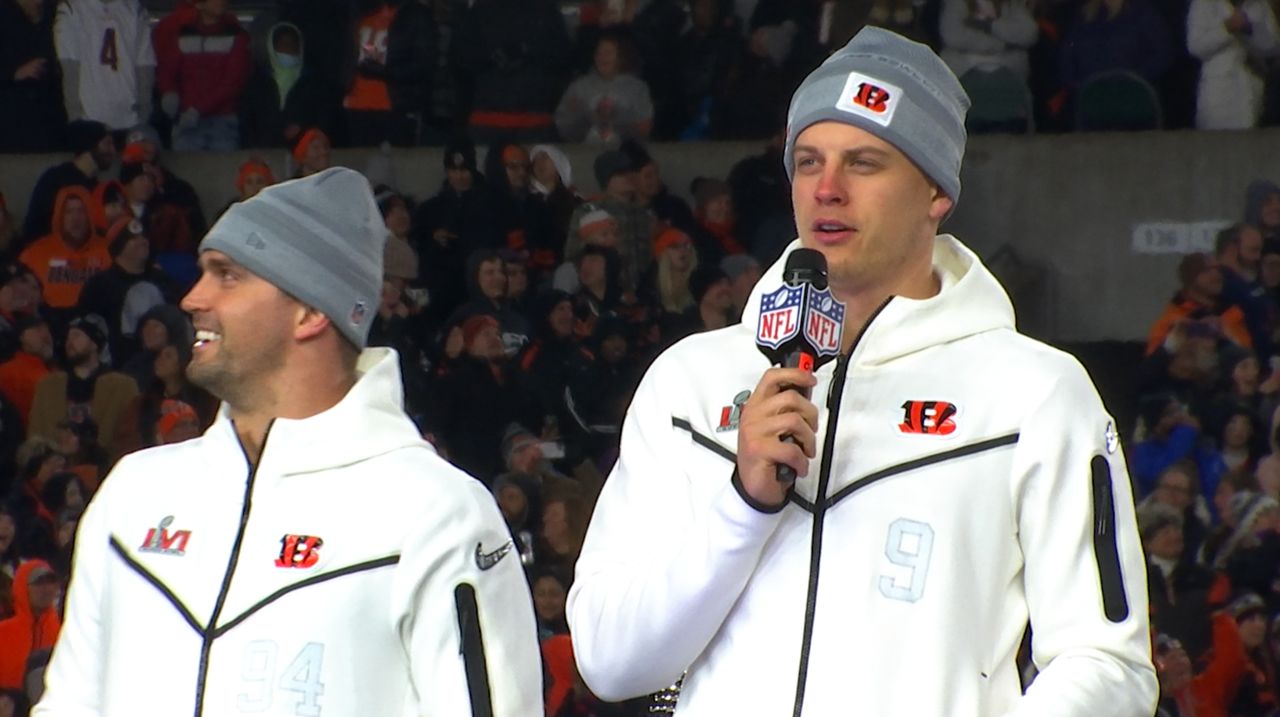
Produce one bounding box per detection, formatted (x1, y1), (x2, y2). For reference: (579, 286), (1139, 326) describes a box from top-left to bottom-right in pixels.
(199, 167), (386, 349)
(783, 26), (970, 207)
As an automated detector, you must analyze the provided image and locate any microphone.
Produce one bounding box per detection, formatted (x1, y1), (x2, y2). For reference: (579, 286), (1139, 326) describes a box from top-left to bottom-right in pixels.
(754, 249), (846, 482)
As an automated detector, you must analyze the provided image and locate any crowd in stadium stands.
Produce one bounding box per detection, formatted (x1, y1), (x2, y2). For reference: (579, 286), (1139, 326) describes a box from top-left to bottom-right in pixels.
(1, 0), (1280, 715)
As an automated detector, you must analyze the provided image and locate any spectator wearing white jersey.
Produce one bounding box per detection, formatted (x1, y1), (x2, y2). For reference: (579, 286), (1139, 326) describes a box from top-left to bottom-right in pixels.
(54, 0), (156, 131)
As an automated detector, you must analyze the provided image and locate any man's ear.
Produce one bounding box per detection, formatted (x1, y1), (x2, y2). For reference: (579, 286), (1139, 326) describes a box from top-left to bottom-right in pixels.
(295, 305), (332, 342)
(928, 185), (954, 223)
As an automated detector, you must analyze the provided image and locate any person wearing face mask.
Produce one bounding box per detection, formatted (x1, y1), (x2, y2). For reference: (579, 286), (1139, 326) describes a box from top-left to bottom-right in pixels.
(239, 22), (342, 149)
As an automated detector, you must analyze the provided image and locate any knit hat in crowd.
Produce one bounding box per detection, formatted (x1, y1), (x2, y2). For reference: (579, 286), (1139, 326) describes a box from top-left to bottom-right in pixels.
(106, 217), (147, 258)
(291, 128), (329, 166)
(1230, 491), (1279, 531)
(384, 234), (419, 281)
(126, 124), (162, 151)
(68, 314), (108, 354)
(236, 159), (275, 194)
(593, 149), (634, 190)
(578, 207), (616, 237)
(1228, 592), (1267, 621)
(200, 167), (386, 348)
(67, 119), (108, 156)
(653, 226), (692, 258)
(444, 138), (478, 172)
(501, 422), (539, 466)
(1136, 503), (1183, 543)
(783, 26), (970, 205)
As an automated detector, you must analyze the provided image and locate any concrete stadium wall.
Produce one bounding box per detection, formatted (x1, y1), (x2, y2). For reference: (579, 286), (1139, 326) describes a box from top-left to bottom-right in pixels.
(3, 129), (1278, 343)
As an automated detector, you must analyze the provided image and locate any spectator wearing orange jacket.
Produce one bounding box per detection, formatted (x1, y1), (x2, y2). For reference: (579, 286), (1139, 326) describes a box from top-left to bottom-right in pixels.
(1147, 252), (1253, 356)
(1154, 613), (1250, 717)
(18, 186), (110, 316)
(0, 560), (61, 691)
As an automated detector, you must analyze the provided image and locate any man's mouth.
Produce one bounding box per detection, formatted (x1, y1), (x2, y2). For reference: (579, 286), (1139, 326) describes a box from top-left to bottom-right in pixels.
(193, 330), (222, 349)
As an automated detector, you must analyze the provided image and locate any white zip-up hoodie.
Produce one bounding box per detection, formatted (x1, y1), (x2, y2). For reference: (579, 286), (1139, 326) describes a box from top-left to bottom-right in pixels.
(567, 236), (1157, 716)
(35, 348), (542, 717)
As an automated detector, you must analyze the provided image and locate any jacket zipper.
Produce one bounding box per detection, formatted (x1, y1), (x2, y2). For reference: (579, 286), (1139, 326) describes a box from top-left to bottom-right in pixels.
(790, 298), (892, 717)
(192, 421), (273, 717)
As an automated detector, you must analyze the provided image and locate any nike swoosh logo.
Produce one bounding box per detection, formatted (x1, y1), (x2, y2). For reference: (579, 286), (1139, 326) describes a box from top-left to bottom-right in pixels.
(474, 540), (514, 571)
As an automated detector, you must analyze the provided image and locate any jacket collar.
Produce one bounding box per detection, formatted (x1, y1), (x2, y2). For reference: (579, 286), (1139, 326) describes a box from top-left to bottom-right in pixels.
(203, 347), (429, 476)
(741, 235), (1016, 368)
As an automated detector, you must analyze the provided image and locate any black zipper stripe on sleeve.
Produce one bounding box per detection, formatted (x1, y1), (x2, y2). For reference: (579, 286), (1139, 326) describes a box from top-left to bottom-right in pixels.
(108, 535), (205, 635)
(671, 417), (736, 463)
(826, 433), (1021, 507)
(212, 555), (401, 638)
(791, 297), (891, 717)
(455, 583), (494, 717)
(1090, 455), (1130, 623)
(192, 421), (272, 717)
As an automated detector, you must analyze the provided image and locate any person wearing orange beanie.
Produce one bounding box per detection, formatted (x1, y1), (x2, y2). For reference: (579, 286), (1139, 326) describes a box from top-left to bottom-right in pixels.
(291, 127), (330, 177)
(235, 159), (275, 201)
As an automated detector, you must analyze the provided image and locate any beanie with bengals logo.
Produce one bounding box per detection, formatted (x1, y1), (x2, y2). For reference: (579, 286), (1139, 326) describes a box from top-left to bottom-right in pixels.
(783, 26), (970, 205)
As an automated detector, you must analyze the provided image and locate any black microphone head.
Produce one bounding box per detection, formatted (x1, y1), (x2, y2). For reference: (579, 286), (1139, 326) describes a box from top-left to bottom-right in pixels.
(783, 248), (828, 289)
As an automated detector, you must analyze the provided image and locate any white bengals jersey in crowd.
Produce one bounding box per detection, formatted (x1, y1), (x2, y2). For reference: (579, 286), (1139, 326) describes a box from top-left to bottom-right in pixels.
(568, 236), (1157, 716)
(55, 0), (156, 129)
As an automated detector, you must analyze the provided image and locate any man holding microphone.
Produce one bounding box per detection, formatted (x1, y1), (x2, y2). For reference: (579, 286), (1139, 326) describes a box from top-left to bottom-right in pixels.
(567, 26), (1156, 716)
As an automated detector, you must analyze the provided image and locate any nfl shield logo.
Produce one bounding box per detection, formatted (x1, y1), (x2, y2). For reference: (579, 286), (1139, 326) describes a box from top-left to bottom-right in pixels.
(756, 285), (803, 349)
(804, 287), (845, 356)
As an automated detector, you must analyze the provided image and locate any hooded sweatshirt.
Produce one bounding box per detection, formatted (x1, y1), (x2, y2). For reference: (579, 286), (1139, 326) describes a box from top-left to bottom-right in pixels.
(567, 235), (1156, 716)
(0, 559), (62, 689)
(19, 186), (111, 309)
(35, 348), (543, 716)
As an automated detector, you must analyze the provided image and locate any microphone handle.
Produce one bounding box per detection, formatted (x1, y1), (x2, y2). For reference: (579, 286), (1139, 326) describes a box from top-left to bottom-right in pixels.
(776, 349), (815, 483)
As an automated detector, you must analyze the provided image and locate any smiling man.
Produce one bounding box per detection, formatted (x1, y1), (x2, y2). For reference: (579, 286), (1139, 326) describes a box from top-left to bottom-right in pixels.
(567, 26), (1157, 716)
(36, 168), (542, 717)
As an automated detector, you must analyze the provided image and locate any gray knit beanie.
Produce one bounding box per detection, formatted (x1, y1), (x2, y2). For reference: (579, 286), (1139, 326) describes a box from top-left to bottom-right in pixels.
(783, 26), (970, 204)
(199, 167), (385, 348)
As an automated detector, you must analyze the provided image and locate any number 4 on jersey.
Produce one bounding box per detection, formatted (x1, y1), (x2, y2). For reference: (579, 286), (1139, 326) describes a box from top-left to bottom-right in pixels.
(238, 641), (325, 716)
(99, 28), (118, 71)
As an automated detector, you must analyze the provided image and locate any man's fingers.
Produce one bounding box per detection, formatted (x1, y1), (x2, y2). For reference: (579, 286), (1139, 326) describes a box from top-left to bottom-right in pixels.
(747, 391), (819, 432)
(751, 367), (817, 401)
(758, 442), (811, 479)
(746, 413), (817, 459)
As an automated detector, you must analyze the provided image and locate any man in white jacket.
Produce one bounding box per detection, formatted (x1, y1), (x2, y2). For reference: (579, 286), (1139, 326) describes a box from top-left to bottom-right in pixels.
(567, 26), (1158, 716)
(35, 168), (543, 717)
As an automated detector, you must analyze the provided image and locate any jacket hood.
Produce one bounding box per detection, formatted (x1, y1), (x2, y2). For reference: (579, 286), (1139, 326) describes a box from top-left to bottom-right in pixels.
(11, 559), (55, 620)
(268, 22), (304, 67)
(1245, 179), (1280, 229)
(205, 347), (430, 475)
(51, 185), (95, 245)
(465, 248), (503, 301)
(741, 236), (1015, 367)
(530, 144), (573, 194)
